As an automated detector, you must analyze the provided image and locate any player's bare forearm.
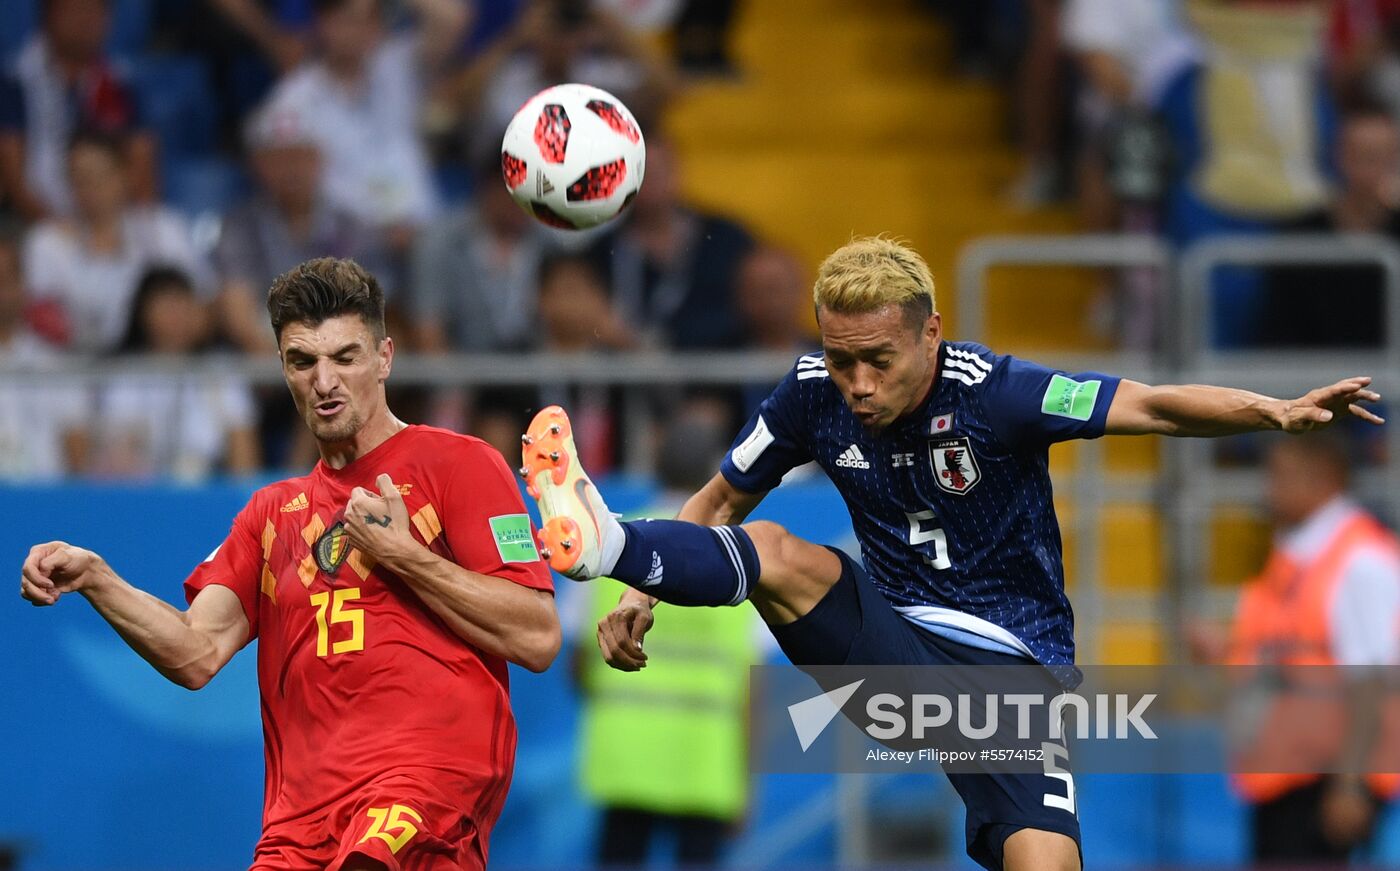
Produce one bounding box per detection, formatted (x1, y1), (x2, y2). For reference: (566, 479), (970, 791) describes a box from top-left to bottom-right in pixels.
(681, 473), (765, 526)
(1106, 378), (1384, 437)
(378, 545), (561, 672)
(1106, 382), (1283, 436)
(22, 545), (247, 689)
(82, 571), (242, 688)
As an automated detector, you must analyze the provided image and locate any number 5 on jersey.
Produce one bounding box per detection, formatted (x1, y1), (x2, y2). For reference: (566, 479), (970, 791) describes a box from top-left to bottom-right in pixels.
(310, 587), (364, 656)
(906, 510), (952, 570)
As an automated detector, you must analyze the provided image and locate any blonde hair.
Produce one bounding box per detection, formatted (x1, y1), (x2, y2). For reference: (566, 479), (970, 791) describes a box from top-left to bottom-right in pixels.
(812, 236), (936, 319)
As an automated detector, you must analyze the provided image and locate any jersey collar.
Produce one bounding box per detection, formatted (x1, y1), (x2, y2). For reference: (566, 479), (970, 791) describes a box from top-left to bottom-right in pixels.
(887, 342), (946, 437)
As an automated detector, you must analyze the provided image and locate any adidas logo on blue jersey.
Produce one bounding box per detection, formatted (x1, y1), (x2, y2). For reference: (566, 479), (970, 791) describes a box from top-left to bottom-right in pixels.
(835, 444), (871, 469)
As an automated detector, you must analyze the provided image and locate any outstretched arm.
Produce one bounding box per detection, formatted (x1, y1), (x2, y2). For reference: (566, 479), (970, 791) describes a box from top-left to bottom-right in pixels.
(1105, 377), (1384, 437)
(20, 543), (249, 689)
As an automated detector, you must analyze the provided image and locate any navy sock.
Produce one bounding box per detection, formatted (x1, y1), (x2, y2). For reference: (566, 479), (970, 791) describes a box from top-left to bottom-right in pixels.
(610, 520), (760, 606)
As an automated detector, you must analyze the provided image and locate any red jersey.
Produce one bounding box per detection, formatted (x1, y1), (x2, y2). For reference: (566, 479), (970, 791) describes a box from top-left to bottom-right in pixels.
(184, 426), (552, 865)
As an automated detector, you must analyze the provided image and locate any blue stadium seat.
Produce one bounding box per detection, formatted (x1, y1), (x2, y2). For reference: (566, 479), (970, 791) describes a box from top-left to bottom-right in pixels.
(0, 1), (37, 64)
(108, 0), (154, 56)
(129, 53), (217, 157)
(433, 162), (475, 209)
(162, 154), (248, 221)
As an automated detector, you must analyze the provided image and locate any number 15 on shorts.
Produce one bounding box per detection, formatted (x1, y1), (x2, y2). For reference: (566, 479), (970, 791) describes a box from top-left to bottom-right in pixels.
(358, 803), (423, 855)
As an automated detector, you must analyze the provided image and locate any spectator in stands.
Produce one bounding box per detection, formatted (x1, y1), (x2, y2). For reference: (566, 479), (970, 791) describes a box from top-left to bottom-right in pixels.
(96, 267), (260, 479)
(261, 0), (469, 254)
(1262, 106), (1400, 348)
(0, 222), (89, 479)
(1063, 0), (1194, 228)
(537, 252), (634, 354)
(207, 0), (313, 75)
(23, 131), (209, 354)
(588, 137), (754, 350)
(1327, 0), (1400, 112)
(1006, 0), (1067, 207)
(1157, 0), (1336, 346)
(531, 252), (634, 473)
(1213, 434), (1400, 864)
(0, 0), (157, 221)
(214, 94), (387, 352)
(735, 245), (810, 417)
(410, 155), (551, 353)
(156, 0), (313, 149)
(448, 0), (675, 164)
(736, 246), (808, 353)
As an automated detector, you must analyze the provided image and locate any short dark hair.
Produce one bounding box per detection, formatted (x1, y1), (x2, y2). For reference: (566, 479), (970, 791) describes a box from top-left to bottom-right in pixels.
(118, 265), (196, 354)
(267, 257), (385, 343)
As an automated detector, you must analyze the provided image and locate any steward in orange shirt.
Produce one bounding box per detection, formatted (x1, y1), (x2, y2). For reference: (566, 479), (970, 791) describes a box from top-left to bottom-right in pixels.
(1228, 435), (1400, 865)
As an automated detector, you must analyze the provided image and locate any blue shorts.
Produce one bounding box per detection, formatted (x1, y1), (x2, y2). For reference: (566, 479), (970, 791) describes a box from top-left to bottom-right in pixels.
(768, 548), (1081, 871)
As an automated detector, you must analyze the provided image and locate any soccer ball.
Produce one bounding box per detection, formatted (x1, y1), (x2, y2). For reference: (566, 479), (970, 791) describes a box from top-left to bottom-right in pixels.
(501, 83), (646, 230)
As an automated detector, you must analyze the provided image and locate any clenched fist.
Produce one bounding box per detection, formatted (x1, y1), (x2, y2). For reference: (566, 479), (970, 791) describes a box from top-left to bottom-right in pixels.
(20, 542), (107, 606)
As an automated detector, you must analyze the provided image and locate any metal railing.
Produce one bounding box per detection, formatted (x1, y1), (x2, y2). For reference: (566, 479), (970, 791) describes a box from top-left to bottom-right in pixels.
(955, 233), (1174, 349)
(953, 232), (1400, 664)
(5, 233), (1395, 638)
(6, 232), (1398, 867)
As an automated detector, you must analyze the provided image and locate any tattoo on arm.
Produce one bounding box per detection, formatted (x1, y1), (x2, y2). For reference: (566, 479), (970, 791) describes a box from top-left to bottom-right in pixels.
(364, 514), (393, 527)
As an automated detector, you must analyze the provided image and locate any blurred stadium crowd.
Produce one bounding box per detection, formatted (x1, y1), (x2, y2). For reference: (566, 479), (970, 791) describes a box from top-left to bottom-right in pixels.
(5, 3), (1400, 869)
(0, 0), (1395, 482)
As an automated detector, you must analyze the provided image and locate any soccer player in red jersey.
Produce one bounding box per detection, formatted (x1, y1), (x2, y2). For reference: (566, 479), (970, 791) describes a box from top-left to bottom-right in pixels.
(19, 258), (560, 871)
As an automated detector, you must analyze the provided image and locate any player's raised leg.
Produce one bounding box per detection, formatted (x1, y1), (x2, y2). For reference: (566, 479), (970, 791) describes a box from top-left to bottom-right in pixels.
(520, 406), (840, 622)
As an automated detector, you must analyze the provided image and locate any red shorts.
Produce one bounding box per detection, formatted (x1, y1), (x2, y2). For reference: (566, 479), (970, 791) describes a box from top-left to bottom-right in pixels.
(249, 771), (504, 871)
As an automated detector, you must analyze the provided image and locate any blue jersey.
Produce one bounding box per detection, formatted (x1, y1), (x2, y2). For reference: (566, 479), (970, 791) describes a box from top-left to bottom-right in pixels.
(720, 341), (1121, 665)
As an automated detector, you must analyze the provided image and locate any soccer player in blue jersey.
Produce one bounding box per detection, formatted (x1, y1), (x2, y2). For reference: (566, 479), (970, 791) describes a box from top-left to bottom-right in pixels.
(519, 236), (1384, 871)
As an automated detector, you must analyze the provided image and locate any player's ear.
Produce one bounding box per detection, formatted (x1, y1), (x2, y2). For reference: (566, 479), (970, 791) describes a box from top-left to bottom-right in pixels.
(923, 312), (941, 346)
(377, 335), (393, 382)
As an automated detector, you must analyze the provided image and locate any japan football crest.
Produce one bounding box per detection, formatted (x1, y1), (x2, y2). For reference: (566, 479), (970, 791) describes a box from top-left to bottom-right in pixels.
(929, 436), (981, 495)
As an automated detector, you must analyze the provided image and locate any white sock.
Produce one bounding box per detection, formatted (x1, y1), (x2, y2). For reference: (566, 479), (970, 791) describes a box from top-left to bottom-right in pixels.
(595, 512), (626, 577)
(581, 481), (625, 577)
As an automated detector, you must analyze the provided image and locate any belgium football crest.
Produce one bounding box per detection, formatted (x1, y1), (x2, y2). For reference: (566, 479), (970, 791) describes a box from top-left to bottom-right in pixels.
(930, 437), (980, 496)
(314, 521), (350, 574)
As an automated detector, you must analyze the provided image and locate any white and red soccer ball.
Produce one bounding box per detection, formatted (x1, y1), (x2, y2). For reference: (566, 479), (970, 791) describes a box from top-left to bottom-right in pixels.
(501, 83), (646, 230)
